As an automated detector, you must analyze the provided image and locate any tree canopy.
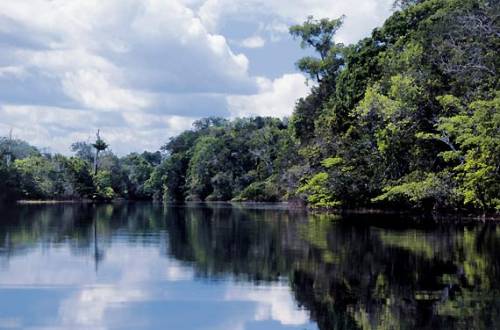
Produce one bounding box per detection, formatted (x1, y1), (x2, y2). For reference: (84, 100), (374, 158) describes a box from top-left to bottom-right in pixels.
(1, 0), (498, 214)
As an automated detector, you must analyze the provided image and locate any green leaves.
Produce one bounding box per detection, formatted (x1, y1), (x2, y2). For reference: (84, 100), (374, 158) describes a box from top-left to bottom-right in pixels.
(436, 94), (500, 210)
(289, 16), (344, 59)
(298, 172), (341, 208)
(287, 0), (499, 212)
(321, 157), (343, 168)
(290, 16), (345, 82)
(372, 171), (458, 209)
(160, 117), (296, 202)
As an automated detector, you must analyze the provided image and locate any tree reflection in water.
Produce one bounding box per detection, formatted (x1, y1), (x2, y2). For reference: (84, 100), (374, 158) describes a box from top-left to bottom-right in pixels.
(0, 202), (498, 329)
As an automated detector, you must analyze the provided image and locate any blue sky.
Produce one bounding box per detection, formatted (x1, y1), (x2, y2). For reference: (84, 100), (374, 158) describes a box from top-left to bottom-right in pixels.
(0, 0), (394, 154)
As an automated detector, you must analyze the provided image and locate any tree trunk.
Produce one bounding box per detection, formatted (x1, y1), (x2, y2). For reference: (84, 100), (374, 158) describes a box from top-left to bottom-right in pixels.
(94, 150), (100, 175)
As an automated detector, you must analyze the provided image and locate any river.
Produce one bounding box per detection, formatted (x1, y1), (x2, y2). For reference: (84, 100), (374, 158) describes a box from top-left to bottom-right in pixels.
(0, 202), (498, 329)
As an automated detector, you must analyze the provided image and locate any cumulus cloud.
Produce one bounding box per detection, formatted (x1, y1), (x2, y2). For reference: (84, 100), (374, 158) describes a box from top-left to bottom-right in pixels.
(0, 66), (26, 78)
(0, 104), (194, 155)
(0, 0), (254, 153)
(197, 0), (394, 44)
(240, 36), (266, 49)
(225, 283), (310, 325)
(0, 0), (394, 154)
(59, 286), (146, 327)
(227, 73), (309, 118)
(165, 264), (194, 281)
(0, 0), (253, 94)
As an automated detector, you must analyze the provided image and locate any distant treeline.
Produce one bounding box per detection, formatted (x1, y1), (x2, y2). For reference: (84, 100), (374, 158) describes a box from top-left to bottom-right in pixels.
(0, 136), (162, 201)
(1, 0), (498, 212)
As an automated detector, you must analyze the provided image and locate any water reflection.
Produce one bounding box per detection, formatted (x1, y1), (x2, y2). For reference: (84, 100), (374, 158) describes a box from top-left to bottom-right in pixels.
(0, 203), (499, 329)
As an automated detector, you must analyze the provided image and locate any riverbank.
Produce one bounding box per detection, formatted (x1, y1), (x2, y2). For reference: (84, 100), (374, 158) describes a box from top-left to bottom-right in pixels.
(11, 199), (500, 221)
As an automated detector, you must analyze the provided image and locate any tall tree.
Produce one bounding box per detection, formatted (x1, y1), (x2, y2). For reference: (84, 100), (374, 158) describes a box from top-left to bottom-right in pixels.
(92, 130), (108, 175)
(289, 16), (345, 83)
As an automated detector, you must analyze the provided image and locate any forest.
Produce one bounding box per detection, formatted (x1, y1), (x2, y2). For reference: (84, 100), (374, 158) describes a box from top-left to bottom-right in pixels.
(1, 0), (499, 213)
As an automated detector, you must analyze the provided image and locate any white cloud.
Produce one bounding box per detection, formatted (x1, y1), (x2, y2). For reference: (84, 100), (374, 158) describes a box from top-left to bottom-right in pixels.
(0, 0), (258, 153)
(227, 73), (309, 118)
(0, 242), (195, 327)
(197, 0), (394, 44)
(0, 104), (195, 155)
(165, 264), (194, 281)
(61, 69), (151, 111)
(0, 0), (395, 153)
(0, 0), (255, 95)
(0, 247), (96, 286)
(59, 286), (146, 327)
(0, 66), (26, 78)
(0, 240), (314, 329)
(240, 36), (266, 48)
(225, 284), (310, 325)
(260, 20), (290, 42)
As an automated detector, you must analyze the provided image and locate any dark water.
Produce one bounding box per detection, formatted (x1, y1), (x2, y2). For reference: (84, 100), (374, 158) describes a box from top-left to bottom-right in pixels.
(0, 203), (498, 329)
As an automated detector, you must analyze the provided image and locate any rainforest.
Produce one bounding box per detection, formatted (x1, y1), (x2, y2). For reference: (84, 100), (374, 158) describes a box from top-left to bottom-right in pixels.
(1, 0), (498, 215)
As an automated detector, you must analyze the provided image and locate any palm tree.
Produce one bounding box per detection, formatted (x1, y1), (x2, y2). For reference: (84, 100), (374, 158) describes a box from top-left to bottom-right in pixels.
(92, 129), (108, 175)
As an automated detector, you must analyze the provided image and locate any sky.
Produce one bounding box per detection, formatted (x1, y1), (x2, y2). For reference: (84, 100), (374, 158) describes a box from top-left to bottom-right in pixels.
(0, 0), (394, 155)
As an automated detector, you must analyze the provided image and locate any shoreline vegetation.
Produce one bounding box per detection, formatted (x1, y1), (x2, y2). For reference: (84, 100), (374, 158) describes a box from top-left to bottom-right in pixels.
(1, 0), (499, 217)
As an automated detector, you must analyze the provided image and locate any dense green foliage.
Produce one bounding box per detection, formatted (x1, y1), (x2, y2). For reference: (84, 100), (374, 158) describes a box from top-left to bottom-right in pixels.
(288, 0), (499, 212)
(0, 136), (161, 202)
(152, 0), (499, 213)
(1, 0), (498, 213)
(151, 117), (293, 202)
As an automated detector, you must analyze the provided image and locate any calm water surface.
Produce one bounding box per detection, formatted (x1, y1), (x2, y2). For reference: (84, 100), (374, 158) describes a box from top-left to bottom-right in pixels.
(0, 203), (499, 329)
